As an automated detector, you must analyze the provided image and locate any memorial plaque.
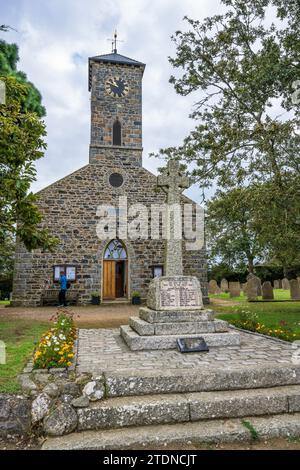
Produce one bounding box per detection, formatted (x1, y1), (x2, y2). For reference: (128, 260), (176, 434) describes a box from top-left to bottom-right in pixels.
(159, 278), (199, 309)
(177, 337), (209, 353)
(147, 276), (203, 311)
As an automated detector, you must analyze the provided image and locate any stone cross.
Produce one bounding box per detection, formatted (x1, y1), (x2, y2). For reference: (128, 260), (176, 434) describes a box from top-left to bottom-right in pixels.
(157, 159), (190, 276)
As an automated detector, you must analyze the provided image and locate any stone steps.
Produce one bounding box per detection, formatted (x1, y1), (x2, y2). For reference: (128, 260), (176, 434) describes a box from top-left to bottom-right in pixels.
(120, 324), (240, 350)
(129, 316), (228, 336)
(75, 385), (300, 432)
(42, 412), (300, 450)
(103, 364), (300, 397)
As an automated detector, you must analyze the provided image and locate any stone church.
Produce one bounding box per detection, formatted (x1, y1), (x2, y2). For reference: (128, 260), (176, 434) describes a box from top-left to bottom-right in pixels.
(12, 47), (208, 306)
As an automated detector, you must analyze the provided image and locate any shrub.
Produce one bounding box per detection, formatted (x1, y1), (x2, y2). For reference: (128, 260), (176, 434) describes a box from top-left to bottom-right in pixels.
(33, 309), (77, 369)
(131, 291), (141, 298)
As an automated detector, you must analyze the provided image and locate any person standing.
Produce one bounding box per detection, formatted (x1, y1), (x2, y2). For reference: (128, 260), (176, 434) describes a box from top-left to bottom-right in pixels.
(59, 270), (67, 307)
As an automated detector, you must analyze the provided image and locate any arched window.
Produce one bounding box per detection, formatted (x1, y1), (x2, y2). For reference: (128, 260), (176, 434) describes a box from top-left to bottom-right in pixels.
(104, 239), (127, 260)
(113, 119), (121, 146)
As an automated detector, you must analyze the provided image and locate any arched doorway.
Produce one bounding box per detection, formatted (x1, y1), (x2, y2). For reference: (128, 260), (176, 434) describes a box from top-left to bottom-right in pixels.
(102, 239), (128, 300)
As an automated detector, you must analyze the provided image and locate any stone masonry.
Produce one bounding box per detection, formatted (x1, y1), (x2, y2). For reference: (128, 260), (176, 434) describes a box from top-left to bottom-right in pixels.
(12, 51), (208, 306)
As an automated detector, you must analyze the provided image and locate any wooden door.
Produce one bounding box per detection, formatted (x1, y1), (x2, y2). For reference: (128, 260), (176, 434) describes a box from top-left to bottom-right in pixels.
(115, 261), (123, 298)
(103, 260), (116, 299)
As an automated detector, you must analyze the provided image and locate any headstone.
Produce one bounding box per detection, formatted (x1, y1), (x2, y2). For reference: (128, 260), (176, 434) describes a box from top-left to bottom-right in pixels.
(273, 280), (281, 289)
(297, 277), (300, 286)
(247, 278), (258, 301)
(282, 278), (290, 290)
(262, 281), (274, 300)
(208, 280), (221, 294)
(120, 158), (240, 350)
(220, 278), (229, 293)
(229, 281), (240, 298)
(290, 279), (300, 300)
(241, 282), (248, 293)
(247, 273), (262, 296)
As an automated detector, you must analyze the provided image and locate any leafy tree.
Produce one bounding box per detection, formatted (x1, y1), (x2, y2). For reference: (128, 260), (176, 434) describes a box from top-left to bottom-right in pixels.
(0, 38), (45, 116)
(251, 180), (300, 270)
(154, 0), (300, 268)
(206, 187), (264, 272)
(0, 76), (57, 252)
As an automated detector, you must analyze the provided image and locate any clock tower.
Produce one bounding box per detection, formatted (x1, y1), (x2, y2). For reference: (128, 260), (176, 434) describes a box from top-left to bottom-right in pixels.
(88, 49), (145, 166)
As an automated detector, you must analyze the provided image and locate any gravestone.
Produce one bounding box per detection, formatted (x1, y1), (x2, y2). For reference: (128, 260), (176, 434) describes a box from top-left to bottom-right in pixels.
(220, 278), (229, 293)
(262, 281), (274, 300)
(241, 282), (248, 293)
(282, 278), (290, 290)
(297, 277), (300, 286)
(120, 159), (240, 350)
(208, 280), (221, 294)
(290, 279), (300, 300)
(247, 273), (262, 296)
(247, 278), (258, 301)
(273, 280), (281, 289)
(229, 281), (240, 298)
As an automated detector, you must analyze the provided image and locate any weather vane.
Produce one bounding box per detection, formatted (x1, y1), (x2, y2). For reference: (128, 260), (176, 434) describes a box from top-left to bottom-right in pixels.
(107, 30), (124, 54)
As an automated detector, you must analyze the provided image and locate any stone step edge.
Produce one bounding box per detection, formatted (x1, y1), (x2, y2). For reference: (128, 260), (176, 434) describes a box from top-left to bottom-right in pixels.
(103, 364), (300, 397)
(129, 316), (228, 336)
(139, 306), (215, 323)
(120, 324), (240, 350)
(42, 412), (300, 450)
(76, 385), (300, 432)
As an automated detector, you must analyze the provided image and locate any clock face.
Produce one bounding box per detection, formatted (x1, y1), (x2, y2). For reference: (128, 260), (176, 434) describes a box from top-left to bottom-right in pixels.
(105, 76), (129, 98)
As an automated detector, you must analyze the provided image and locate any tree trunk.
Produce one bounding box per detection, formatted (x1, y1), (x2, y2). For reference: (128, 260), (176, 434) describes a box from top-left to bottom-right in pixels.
(248, 257), (254, 274)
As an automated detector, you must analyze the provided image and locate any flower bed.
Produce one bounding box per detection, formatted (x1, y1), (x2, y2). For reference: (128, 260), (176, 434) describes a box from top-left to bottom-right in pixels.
(229, 310), (298, 342)
(33, 309), (77, 369)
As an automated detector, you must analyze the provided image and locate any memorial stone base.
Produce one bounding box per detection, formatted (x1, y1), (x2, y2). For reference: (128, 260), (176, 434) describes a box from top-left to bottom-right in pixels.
(120, 276), (240, 351)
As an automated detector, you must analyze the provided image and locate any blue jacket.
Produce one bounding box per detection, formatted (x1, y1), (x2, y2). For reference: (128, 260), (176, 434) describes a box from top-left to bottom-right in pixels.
(59, 274), (67, 290)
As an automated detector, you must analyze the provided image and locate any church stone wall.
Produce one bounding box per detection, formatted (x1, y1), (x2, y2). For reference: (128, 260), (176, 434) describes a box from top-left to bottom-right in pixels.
(12, 156), (208, 307)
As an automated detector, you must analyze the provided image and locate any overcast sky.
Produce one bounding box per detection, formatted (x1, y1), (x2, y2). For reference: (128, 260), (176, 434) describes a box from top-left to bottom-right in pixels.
(0, 0), (228, 203)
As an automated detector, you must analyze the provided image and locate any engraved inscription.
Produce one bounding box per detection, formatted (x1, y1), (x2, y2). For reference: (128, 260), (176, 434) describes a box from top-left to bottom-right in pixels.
(159, 279), (200, 308)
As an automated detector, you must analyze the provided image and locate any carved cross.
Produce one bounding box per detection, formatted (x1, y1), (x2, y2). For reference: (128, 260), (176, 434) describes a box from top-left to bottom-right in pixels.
(157, 159), (190, 276)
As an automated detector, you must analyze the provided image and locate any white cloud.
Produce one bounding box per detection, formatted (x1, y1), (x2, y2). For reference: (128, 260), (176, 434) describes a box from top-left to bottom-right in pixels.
(1, 0), (222, 202)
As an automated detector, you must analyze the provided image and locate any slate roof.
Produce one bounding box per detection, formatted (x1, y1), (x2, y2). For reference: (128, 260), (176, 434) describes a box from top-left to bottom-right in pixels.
(88, 52), (145, 90)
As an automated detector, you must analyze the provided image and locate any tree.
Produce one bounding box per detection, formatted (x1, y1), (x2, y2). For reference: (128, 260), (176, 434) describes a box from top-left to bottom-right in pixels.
(250, 179), (300, 271)
(206, 187), (264, 272)
(154, 0), (300, 268)
(0, 39), (46, 116)
(0, 76), (57, 252)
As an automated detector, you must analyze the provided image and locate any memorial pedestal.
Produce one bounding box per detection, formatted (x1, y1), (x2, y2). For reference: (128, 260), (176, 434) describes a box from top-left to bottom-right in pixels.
(120, 276), (240, 351)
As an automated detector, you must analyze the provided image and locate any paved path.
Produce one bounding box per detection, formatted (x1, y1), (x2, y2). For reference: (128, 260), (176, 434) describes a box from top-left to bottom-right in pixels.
(0, 304), (139, 328)
(76, 327), (296, 376)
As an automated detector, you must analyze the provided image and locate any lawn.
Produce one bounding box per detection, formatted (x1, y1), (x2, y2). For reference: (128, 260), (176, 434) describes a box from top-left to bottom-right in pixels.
(210, 289), (291, 302)
(212, 292), (300, 340)
(0, 317), (49, 392)
(0, 301), (10, 305)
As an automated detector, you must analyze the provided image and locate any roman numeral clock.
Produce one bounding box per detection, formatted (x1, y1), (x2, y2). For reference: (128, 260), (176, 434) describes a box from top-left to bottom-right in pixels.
(105, 76), (129, 98)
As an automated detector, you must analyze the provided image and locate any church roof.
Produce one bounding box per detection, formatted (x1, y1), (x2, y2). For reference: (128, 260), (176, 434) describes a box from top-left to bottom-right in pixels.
(88, 52), (145, 90)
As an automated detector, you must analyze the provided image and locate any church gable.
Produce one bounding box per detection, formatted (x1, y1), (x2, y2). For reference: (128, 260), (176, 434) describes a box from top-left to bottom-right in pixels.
(12, 45), (208, 307)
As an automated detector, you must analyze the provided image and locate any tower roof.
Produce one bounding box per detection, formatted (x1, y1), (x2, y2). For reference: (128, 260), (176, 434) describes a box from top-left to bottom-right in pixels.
(88, 52), (145, 90)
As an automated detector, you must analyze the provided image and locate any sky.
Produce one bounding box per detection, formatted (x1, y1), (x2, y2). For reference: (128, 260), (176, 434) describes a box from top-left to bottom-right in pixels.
(0, 0), (228, 203)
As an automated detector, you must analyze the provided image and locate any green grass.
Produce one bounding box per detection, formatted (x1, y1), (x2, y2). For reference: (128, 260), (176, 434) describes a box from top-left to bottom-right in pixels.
(212, 291), (300, 339)
(0, 300), (10, 305)
(209, 289), (291, 302)
(0, 318), (49, 392)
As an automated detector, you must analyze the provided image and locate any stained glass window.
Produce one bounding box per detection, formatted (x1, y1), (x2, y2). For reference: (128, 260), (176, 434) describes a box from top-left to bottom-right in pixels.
(104, 239), (127, 260)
